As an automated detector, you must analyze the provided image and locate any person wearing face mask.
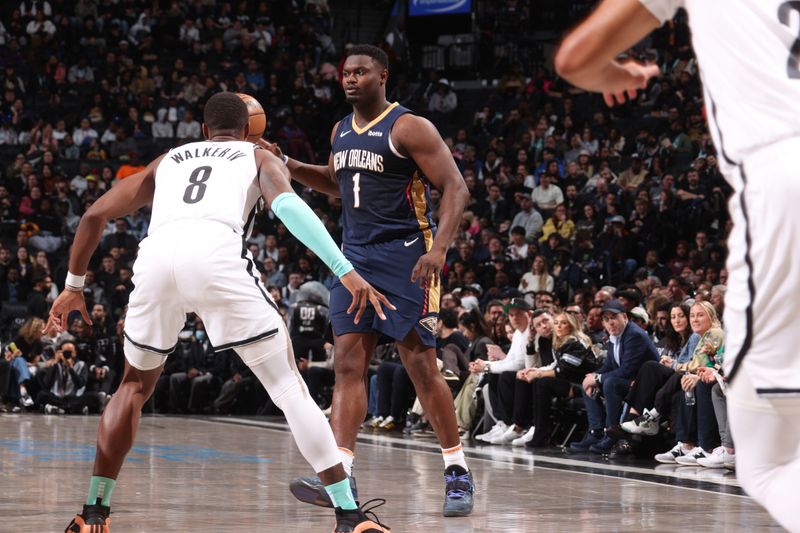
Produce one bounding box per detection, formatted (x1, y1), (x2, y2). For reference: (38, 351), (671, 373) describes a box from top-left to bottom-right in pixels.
(167, 326), (215, 414)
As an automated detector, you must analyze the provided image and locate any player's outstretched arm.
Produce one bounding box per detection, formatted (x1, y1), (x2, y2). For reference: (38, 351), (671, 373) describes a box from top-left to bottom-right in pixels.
(255, 150), (395, 323)
(555, 0), (662, 105)
(392, 114), (470, 287)
(44, 155), (163, 334)
(254, 123), (341, 197)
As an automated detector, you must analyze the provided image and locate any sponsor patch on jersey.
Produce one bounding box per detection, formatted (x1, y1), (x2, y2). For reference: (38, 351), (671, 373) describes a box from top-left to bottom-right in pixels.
(418, 315), (438, 334)
(367, 130), (383, 137)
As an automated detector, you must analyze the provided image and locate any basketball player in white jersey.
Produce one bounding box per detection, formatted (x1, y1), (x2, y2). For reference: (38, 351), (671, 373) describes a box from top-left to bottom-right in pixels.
(555, 2), (800, 530)
(45, 93), (391, 533)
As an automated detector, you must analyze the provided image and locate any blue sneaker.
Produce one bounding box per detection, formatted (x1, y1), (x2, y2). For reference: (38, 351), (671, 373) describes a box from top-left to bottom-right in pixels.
(443, 466), (474, 517)
(569, 430), (603, 451)
(289, 474), (357, 508)
(589, 435), (615, 454)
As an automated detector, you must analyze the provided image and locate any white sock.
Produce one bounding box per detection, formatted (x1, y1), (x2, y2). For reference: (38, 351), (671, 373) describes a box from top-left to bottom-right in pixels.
(442, 443), (468, 471)
(338, 447), (354, 477)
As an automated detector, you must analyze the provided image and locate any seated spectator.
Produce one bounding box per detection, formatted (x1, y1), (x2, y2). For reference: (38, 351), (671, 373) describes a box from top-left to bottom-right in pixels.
(508, 194), (543, 243)
(521, 311), (594, 447)
(532, 173), (564, 215)
(518, 254), (554, 294)
(470, 298), (531, 441)
(653, 302), (724, 465)
(539, 204), (575, 243)
(570, 300), (658, 454)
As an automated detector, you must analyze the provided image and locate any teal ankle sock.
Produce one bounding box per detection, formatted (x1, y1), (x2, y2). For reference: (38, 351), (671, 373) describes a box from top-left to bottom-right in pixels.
(87, 476), (116, 506)
(324, 478), (357, 510)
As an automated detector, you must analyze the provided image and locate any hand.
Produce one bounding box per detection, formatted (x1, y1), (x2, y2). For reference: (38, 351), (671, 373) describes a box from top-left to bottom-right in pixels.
(516, 368), (528, 381)
(469, 359), (486, 374)
(602, 60), (660, 107)
(256, 138), (284, 160)
(659, 355), (674, 368)
(582, 373), (596, 396)
(44, 290), (92, 335)
(524, 368), (541, 383)
(232, 373), (242, 384)
(64, 357), (74, 369)
(486, 344), (506, 361)
(339, 270), (396, 325)
(681, 373), (700, 392)
(411, 249), (445, 290)
(697, 366), (717, 384)
(187, 368), (201, 380)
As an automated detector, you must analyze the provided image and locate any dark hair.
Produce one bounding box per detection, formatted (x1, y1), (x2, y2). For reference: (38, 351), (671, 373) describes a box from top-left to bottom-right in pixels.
(203, 92), (248, 134)
(458, 308), (490, 338)
(661, 302), (692, 353)
(346, 44), (389, 69)
(510, 225), (525, 236)
(439, 308), (458, 329)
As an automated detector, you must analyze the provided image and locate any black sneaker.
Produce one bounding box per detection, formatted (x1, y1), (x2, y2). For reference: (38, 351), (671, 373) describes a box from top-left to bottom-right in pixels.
(65, 502), (110, 532)
(290, 474), (358, 508)
(334, 499), (390, 532)
(442, 465), (474, 517)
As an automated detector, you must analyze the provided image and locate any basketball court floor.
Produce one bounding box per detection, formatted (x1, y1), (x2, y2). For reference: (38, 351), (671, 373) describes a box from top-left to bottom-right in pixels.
(0, 414), (781, 532)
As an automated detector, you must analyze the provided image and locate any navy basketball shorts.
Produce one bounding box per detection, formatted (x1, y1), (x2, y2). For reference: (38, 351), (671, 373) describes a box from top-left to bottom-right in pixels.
(329, 231), (440, 347)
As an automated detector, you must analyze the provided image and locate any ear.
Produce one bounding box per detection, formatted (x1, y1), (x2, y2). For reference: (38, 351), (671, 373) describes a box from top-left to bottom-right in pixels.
(202, 123), (210, 139)
(380, 67), (388, 86)
(242, 122), (250, 141)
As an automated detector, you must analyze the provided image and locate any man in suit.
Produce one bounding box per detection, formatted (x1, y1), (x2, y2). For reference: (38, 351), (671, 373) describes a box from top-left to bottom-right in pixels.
(570, 299), (658, 453)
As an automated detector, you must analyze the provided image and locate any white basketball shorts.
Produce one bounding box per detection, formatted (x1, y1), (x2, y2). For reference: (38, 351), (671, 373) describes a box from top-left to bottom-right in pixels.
(123, 220), (282, 370)
(723, 137), (800, 398)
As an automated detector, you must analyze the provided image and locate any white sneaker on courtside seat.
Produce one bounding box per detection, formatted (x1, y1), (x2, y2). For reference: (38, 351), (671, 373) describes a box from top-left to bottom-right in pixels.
(488, 425), (523, 445)
(512, 426), (536, 446)
(675, 447), (708, 466)
(654, 442), (694, 464)
(475, 421), (507, 442)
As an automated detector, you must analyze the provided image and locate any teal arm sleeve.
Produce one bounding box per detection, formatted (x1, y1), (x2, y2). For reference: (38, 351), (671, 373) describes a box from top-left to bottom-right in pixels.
(271, 192), (354, 278)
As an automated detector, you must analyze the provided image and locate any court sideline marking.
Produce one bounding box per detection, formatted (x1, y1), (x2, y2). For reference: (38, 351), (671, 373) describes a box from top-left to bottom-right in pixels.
(198, 416), (750, 498)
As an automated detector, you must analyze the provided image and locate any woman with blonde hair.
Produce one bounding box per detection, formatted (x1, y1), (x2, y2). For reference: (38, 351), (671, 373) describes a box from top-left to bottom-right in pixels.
(518, 254), (554, 293)
(2, 317), (46, 408)
(508, 311), (595, 448)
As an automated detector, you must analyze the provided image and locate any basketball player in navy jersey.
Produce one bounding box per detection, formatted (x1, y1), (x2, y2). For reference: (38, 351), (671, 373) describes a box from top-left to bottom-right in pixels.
(270, 44), (474, 516)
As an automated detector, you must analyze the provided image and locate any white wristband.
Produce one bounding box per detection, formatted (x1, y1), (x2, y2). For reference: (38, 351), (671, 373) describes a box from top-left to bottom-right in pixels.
(282, 154), (289, 165)
(65, 271), (86, 291)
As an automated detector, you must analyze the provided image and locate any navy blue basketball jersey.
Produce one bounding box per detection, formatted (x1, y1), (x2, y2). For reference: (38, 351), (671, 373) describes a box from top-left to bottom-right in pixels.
(331, 102), (436, 246)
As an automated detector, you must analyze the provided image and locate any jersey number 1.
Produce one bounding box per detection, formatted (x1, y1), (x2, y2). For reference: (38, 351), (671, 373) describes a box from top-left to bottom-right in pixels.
(352, 172), (361, 208)
(779, 1), (800, 78)
(183, 165), (212, 204)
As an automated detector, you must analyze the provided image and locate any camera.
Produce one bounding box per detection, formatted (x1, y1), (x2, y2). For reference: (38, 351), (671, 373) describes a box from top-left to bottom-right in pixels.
(62, 350), (73, 359)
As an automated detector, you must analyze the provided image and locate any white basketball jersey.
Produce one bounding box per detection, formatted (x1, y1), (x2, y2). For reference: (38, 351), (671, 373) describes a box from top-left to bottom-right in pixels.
(148, 141), (261, 236)
(642, 0), (800, 167)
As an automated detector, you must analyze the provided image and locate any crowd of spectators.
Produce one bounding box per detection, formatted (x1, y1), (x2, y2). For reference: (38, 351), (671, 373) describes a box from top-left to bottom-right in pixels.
(0, 1), (735, 469)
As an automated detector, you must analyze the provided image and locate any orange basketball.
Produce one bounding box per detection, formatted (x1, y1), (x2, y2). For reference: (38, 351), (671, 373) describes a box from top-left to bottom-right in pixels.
(237, 93), (266, 142)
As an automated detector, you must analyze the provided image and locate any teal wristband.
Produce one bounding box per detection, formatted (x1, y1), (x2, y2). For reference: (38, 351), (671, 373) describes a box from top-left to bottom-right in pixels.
(271, 192), (354, 278)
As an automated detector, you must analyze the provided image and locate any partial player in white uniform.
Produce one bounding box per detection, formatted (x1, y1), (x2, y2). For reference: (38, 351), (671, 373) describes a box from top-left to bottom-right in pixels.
(555, 2), (800, 531)
(46, 93), (391, 533)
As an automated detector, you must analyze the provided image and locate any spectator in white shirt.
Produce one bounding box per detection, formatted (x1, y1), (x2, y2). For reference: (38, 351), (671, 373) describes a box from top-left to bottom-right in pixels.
(532, 173), (564, 213)
(26, 11), (56, 36)
(67, 58), (94, 85)
(428, 79), (458, 115)
(176, 110), (201, 140)
(72, 118), (98, 148)
(151, 109), (174, 139)
(179, 19), (200, 44)
(20, 1), (52, 17)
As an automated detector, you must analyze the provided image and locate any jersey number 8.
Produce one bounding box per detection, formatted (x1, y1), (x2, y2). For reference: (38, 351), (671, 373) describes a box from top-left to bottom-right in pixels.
(183, 166), (212, 204)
